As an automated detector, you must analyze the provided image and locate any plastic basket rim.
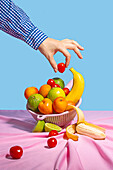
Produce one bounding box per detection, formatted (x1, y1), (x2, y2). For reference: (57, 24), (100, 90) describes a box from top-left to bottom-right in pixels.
(27, 98), (82, 118)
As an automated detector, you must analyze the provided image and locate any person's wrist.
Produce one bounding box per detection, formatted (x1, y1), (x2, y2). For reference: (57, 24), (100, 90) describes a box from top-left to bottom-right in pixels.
(25, 27), (48, 50)
(38, 37), (49, 51)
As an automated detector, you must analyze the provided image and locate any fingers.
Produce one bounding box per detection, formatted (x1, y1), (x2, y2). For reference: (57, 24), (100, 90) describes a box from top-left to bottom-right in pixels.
(71, 40), (84, 51)
(47, 55), (58, 72)
(62, 39), (84, 51)
(61, 40), (84, 59)
(59, 48), (71, 68)
(73, 47), (83, 59)
(65, 44), (83, 59)
(42, 38), (84, 72)
(58, 40), (84, 67)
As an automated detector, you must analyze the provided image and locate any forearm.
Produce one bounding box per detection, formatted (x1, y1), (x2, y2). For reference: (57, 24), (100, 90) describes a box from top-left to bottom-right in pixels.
(0, 0), (48, 50)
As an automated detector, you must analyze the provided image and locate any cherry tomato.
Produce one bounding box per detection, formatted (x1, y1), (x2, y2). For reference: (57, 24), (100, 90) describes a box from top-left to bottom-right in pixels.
(47, 79), (55, 87)
(63, 87), (70, 95)
(58, 63), (66, 73)
(9, 146), (23, 159)
(47, 137), (57, 148)
(49, 130), (59, 137)
(51, 84), (61, 88)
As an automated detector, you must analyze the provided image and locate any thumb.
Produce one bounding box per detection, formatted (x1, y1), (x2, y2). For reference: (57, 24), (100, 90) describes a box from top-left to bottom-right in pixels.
(48, 55), (57, 72)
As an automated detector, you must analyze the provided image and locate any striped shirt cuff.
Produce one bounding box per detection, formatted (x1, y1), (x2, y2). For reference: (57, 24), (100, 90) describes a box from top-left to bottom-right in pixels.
(25, 27), (48, 50)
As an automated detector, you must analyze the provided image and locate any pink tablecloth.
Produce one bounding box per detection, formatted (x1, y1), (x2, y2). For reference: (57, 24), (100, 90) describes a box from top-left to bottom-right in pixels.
(0, 110), (113, 170)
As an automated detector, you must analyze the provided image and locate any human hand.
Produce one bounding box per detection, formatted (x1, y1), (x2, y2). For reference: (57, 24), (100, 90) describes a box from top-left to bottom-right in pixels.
(38, 38), (84, 72)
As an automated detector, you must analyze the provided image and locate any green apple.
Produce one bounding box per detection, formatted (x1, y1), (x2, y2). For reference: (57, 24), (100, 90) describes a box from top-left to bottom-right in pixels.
(47, 87), (66, 102)
(53, 77), (65, 89)
(27, 94), (44, 112)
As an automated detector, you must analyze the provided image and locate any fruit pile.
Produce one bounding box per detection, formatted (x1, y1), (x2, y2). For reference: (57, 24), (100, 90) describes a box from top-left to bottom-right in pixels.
(25, 78), (70, 114)
(24, 67), (85, 115)
(24, 66), (106, 141)
(7, 64), (107, 160)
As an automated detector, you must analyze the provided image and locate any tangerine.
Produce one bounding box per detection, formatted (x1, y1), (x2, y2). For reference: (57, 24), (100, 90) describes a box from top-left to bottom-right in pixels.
(39, 84), (51, 98)
(24, 87), (38, 99)
(53, 97), (67, 113)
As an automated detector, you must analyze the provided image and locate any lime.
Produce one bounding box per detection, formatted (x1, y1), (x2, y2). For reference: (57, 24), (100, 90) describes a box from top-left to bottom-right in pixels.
(32, 120), (45, 132)
(27, 94), (44, 112)
(53, 77), (65, 89)
(45, 123), (62, 132)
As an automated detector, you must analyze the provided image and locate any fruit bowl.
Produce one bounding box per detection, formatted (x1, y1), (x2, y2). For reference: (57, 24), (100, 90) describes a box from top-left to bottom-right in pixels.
(27, 98), (82, 127)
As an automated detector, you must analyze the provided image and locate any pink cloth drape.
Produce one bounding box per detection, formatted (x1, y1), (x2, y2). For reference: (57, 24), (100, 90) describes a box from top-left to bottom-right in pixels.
(0, 110), (113, 170)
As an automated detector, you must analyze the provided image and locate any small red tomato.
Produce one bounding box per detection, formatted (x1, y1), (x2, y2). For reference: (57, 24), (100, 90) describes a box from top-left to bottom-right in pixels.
(58, 63), (66, 73)
(51, 84), (61, 88)
(9, 146), (23, 159)
(63, 87), (70, 95)
(47, 137), (57, 148)
(49, 130), (59, 137)
(47, 79), (55, 87)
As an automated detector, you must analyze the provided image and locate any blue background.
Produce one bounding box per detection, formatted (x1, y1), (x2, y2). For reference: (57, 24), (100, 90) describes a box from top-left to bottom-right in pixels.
(0, 0), (113, 110)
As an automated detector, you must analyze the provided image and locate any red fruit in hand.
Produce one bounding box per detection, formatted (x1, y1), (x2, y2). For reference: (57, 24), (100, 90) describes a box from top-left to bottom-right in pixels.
(58, 63), (66, 73)
(63, 87), (70, 95)
(47, 137), (57, 148)
(47, 79), (55, 87)
(51, 84), (61, 88)
(49, 130), (58, 137)
(9, 146), (23, 159)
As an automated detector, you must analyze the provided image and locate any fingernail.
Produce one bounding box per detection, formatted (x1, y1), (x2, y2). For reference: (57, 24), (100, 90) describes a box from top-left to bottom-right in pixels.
(65, 63), (67, 68)
(54, 69), (57, 73)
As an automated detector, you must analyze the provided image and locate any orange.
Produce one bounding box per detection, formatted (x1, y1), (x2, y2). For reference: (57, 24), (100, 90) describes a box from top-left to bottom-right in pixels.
(66, 100), (75, 111)
(53, 97), (67, 113)
(24, 87), (38, 99)
(38, 98), (53, 115)
(39, 84), (51, 98)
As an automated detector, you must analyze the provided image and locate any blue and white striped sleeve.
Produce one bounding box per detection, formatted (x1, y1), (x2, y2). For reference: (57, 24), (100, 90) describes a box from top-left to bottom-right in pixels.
(0, 0), (48, 50)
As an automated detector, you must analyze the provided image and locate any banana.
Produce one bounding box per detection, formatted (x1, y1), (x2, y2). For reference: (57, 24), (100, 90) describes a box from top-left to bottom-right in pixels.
(76, 123), (106, 140)
(74, 107), (85, 124)
(66, 105), (106, 140)
(83, 121), (106, 133)
(66, 124), (78, 141)
(65, 67), (85, 104)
